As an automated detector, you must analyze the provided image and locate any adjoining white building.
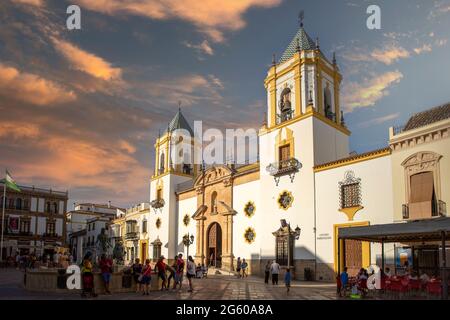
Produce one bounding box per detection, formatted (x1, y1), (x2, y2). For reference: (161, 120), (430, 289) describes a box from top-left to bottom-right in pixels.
(66, 202), (124, 262)
(66, 202), (124, 238)
(144, 23), (449, 281)
(111, 203), (151, 265)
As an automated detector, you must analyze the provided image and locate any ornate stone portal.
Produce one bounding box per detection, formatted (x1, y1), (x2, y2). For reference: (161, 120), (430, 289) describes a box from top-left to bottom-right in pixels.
(192, 165), (237, 271)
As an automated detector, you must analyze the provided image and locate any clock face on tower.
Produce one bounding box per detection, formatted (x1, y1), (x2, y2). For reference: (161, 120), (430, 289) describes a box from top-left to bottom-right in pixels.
(278, 191), (294, 210)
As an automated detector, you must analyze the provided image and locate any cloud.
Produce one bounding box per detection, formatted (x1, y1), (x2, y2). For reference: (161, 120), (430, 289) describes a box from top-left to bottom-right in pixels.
(184, 40), (214, 56)
(145, 74), (224, 106)
(0, 63), (76, 106)
(11, 0), (43, 6)
(342, 71), (403, 112)
(358, 113), (400, 128)
(75, 0), (283, 43)
(52, 38), (122, 81)
(0, 122), (41, 139)
(413, 44), (432, 55)
(346, 44), (410, 65)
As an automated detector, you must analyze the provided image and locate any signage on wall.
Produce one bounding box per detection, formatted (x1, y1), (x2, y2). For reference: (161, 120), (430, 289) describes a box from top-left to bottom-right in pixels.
(395, 247), (413, 269)
(9, 217), (19, 233)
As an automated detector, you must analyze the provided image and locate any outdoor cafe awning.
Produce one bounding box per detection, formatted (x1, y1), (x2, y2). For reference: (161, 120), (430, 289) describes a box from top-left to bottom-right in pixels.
(338, 217), (450, 243)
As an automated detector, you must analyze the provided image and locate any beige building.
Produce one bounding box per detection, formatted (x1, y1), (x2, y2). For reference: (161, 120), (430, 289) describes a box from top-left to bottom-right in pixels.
(1, 184), (68, 259)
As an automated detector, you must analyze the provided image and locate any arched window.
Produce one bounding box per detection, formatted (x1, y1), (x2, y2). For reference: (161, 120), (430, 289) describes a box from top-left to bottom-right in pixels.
(279, 88), (293, 123)
(23, 199), (29, 211)
(211, 191), (218, 214)
(15, 198), (22, 210)
(46, 202), (51, 213)
(159, 152), (165, 174)
(53, 202), (58, 214)
(324, 86), (333, 121)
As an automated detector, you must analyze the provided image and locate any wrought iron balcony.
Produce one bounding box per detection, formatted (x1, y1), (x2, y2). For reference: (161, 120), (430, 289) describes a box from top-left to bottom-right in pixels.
(438, 200), (447, 216)
(125, 231), (138, 240)
(150, 198), (165, 209)
(402, 200), (447, 220)
(266, 158), (302, 186)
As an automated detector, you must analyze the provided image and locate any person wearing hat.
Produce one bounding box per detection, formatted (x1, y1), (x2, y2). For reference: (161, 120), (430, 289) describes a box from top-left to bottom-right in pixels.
(156, 255), (167, 290)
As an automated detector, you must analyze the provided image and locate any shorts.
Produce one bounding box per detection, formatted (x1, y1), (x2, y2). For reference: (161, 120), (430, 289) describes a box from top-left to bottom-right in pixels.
(237, 268), (241, 272)
(102, 273), (111, 283)
(158, 272), (167, 280)
(187, 273), (195, 279)
(175, 273), (183, 283)
(142, 275), (151, 285)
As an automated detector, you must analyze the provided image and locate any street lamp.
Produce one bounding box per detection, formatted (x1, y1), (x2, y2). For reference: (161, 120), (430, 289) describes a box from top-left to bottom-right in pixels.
(183, 233), (194, 258)
(286, 222), (301, 270)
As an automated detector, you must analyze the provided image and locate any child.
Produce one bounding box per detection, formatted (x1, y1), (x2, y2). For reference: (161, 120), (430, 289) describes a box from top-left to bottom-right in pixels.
(284, 268), (291, 293)
(340, 267), (349, 297)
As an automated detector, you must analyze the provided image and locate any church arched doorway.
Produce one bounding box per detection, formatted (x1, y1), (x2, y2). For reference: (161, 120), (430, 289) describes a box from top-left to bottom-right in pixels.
(207, 222), (222, 268)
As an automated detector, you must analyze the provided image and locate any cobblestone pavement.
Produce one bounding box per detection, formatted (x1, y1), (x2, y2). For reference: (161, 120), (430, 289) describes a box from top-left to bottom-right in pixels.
(0, 268), (338, 300)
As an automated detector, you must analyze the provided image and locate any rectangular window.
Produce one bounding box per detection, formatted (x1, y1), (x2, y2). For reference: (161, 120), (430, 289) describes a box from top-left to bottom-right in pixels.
(341, 183), (360, 208)
(156, 188), (162, 201)
(276, 236), (292, 266)
(409, 172), (435, 219)
(153, 244), (161, 260)
(46, 221), (56, 236)
(19, 219), (31, 234)
(279, 144), (290, 162)
(142, 220), (147, 233)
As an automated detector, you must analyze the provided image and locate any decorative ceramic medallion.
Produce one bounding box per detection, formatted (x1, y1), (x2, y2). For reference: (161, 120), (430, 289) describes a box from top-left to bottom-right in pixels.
(278, 191), (294, 210)
(244, 201), (256, 218)
(183, 214), (190, 226)
(156, 218), (162, 229)
(244, 227), (256, 244)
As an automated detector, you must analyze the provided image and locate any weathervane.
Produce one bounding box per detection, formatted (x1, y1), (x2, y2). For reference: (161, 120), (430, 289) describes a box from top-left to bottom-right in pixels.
(299, 10), (304, 27)
(178, 100), (182, 112)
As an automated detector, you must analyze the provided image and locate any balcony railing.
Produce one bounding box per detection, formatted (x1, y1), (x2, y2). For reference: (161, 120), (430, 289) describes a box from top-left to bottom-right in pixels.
(150, 198), (165, 210)
(125, 231), (138, 240)
(402, 200), (447, 220)
(266, 158), (302, 177)
(266, 158), (302, 186)
(276, 110), (294, 125)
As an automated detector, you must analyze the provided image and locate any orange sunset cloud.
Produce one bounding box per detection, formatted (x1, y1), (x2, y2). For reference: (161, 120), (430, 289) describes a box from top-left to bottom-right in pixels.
(0, 63), (76, 106)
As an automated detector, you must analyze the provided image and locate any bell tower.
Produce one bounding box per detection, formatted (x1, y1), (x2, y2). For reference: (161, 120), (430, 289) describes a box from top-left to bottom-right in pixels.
(263, 19), (346, 132)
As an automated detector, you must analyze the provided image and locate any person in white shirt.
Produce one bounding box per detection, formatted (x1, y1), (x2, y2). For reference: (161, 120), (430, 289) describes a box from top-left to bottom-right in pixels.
(186, 256), (196, 292)
(420, 271), (430, 284)
(270, 260), (280, 285)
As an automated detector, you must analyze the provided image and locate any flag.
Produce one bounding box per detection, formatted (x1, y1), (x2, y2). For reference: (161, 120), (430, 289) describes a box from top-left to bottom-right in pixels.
(2, 170), (21, 192)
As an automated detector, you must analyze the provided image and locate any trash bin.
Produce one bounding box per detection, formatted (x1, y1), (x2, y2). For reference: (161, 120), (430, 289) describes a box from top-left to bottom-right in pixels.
(57, 269), (67, 289)
(304, 268), (313, 281)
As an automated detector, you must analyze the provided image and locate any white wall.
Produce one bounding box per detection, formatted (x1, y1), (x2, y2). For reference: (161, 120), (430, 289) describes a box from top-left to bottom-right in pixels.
(315, 155), (395, 266)
(177, 196), (198, 258)
(232, 180), (260, 261)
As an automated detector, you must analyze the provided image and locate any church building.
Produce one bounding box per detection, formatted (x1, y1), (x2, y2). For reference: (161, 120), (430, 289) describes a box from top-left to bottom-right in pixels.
(144, 23), (450, 281)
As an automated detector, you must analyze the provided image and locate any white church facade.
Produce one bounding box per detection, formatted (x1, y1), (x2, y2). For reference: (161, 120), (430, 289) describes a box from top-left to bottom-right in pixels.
(142, 24), (450, 281)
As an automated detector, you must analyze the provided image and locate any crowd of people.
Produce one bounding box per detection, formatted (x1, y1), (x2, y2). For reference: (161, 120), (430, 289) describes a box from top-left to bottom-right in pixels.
(2, 251), (73, 270)
(337, 264), (440, 298)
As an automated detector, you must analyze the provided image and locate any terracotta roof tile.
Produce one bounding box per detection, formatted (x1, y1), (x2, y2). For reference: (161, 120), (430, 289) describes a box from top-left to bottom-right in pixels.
(404, 103), (450, 131)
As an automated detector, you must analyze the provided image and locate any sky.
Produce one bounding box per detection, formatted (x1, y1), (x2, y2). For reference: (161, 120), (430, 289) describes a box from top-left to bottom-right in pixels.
(0, 0), (449, 209)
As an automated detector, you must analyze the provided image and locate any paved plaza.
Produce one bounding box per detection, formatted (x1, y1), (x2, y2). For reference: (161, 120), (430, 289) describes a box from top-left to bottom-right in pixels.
(0, 269), (338, 300)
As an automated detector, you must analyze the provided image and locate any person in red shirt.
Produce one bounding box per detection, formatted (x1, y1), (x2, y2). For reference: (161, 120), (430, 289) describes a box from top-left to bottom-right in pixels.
(156, 255), (167, 290)
(141, 259), (152, 295)
(99, 254), (113, 294)
(175, 253), (185, 290)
